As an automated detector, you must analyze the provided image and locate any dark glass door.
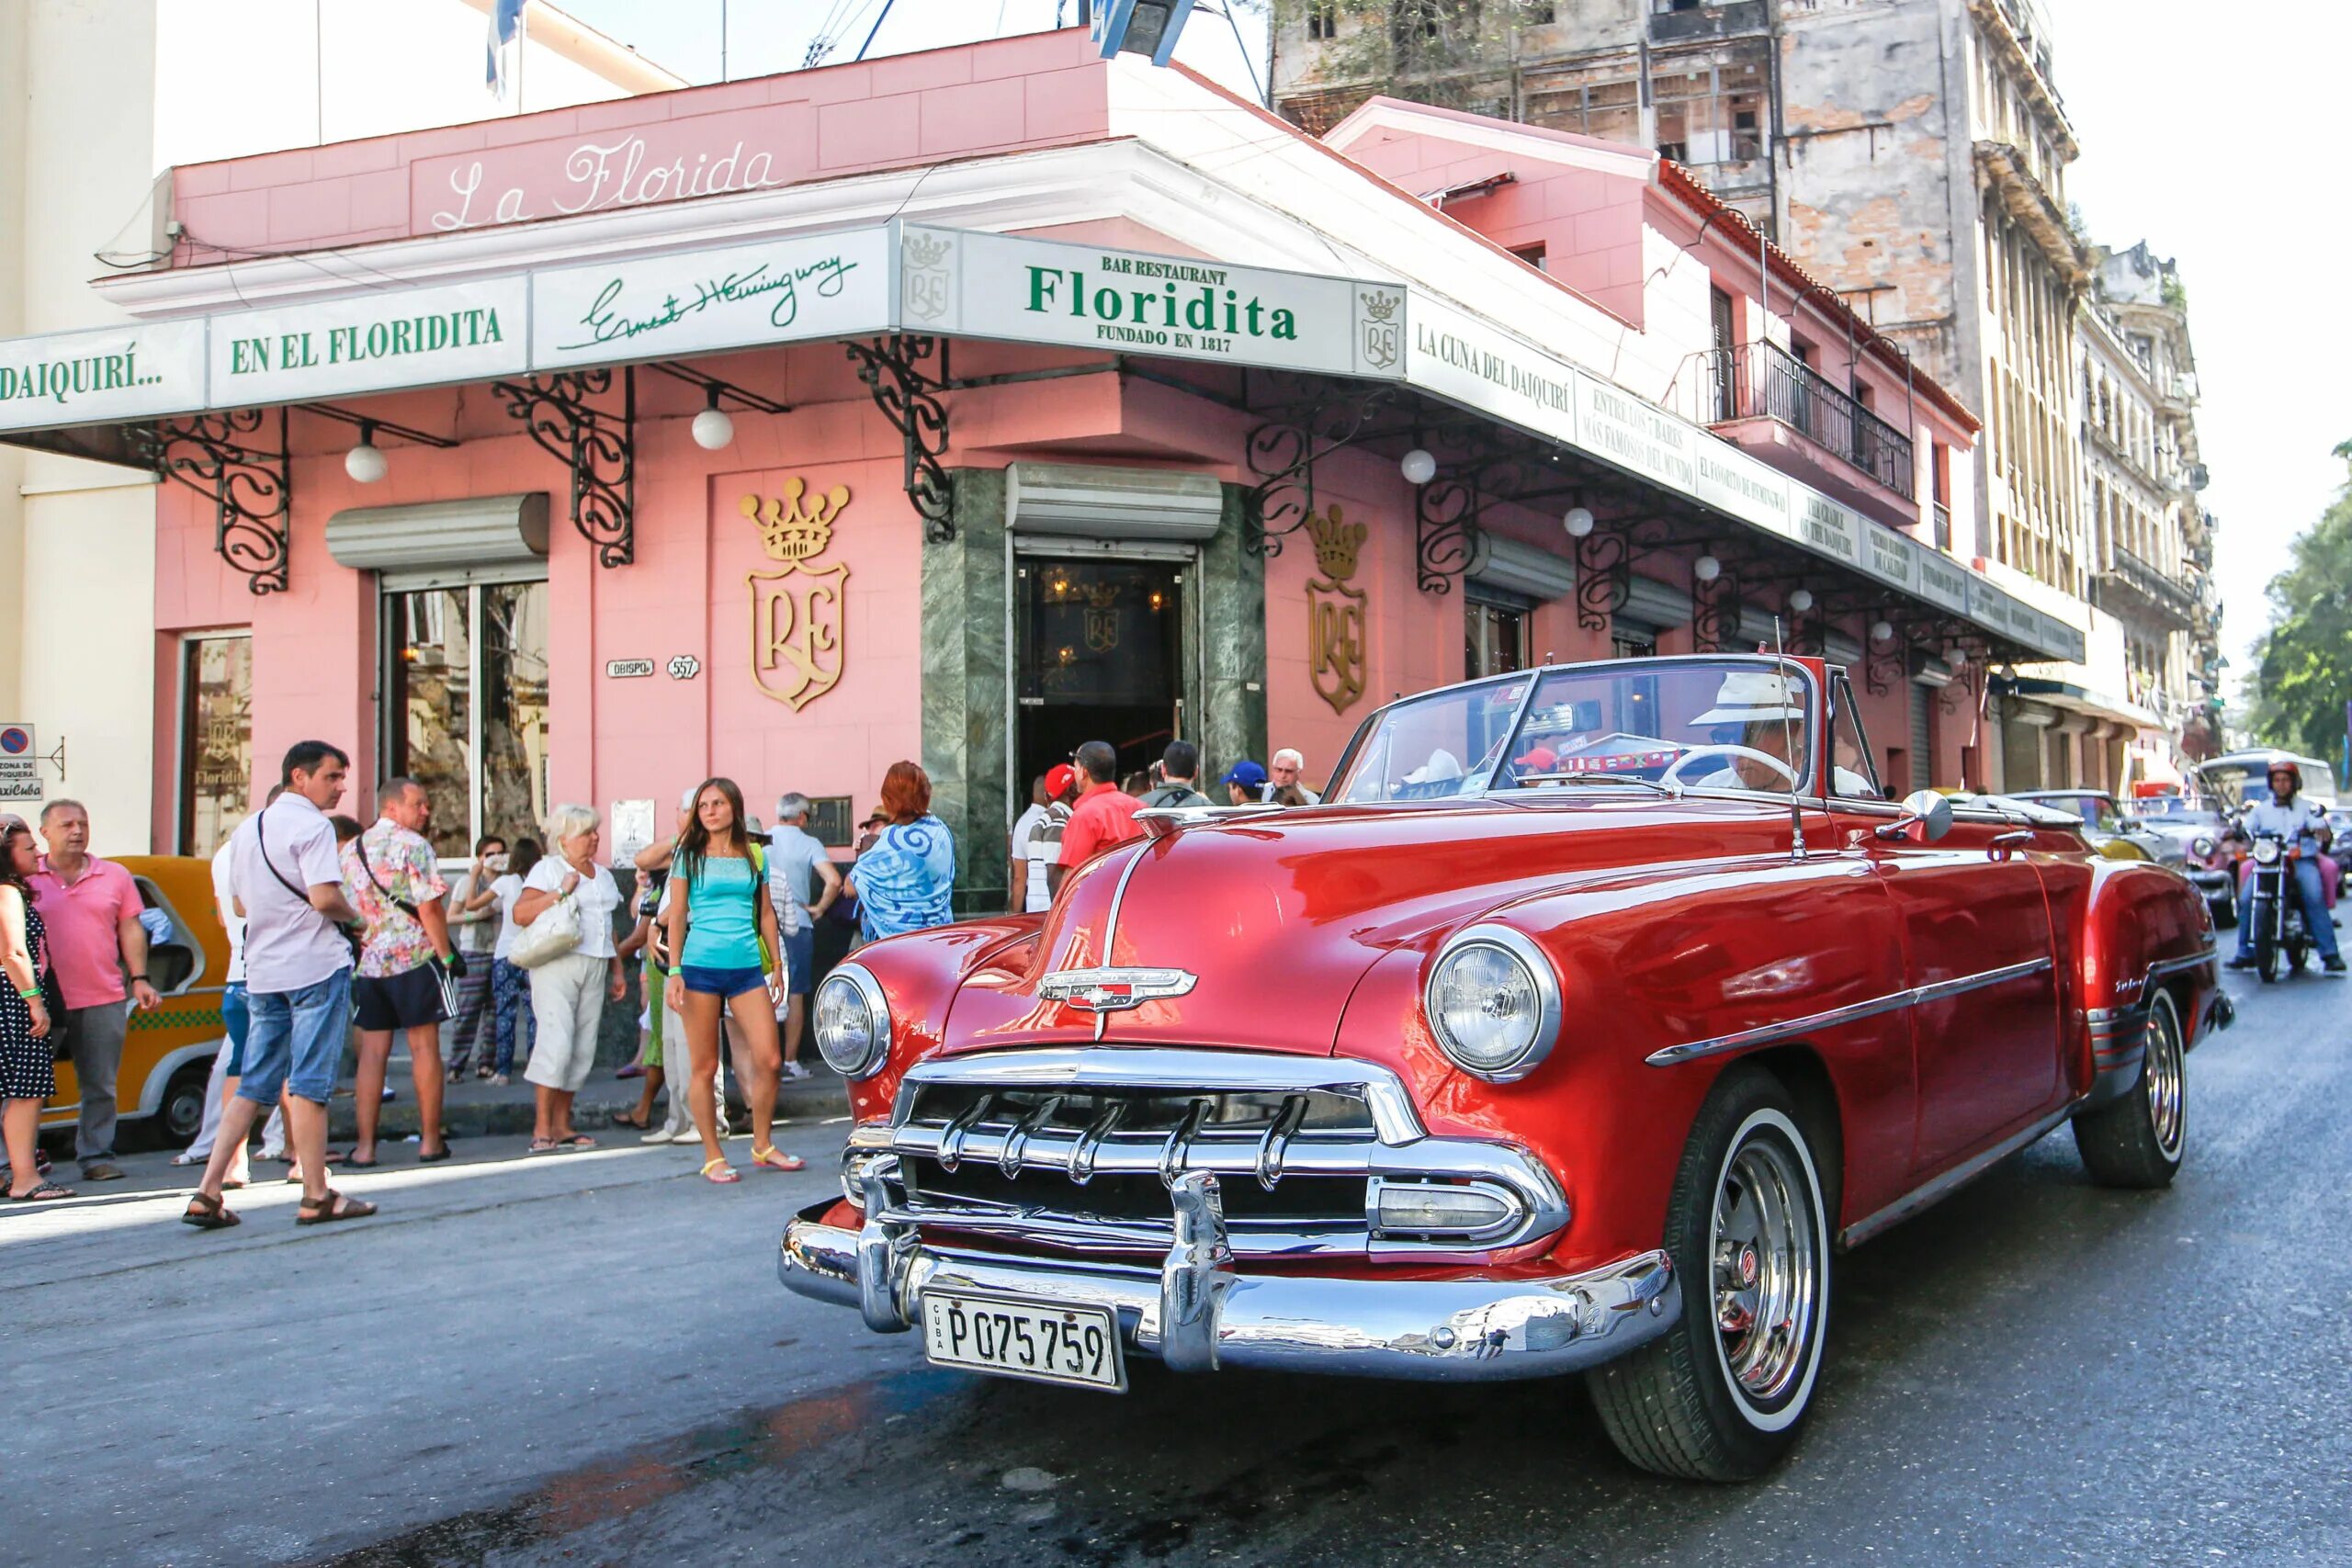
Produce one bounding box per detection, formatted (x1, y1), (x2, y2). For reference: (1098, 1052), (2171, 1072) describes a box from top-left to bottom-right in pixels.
(1016, 558), (1184, 791)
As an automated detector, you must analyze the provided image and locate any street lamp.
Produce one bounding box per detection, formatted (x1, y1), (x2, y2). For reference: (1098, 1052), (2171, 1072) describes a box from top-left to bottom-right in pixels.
(691, 387), (735, 452)
(1871, 618), (1895, 643)
(1693, 554), (1722, 582)
(344, 423), (387, 484)
(1400, 448), (1437, 486)
(1092, 0), (1197, 66)
(1788, 588), (1815, 614)
(1563, 505), (1595, 538)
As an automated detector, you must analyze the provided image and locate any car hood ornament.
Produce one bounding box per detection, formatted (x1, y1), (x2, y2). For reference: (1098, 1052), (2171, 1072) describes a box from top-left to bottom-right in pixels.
(1039, 966), (1198, 1013)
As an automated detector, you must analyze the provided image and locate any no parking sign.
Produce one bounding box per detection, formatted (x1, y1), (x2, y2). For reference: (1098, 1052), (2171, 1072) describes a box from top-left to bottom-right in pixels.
(0, 725), (37, 801)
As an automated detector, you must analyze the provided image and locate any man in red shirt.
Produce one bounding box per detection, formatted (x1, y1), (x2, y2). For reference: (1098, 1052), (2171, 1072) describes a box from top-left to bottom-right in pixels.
(1051, 741), (1145, 896)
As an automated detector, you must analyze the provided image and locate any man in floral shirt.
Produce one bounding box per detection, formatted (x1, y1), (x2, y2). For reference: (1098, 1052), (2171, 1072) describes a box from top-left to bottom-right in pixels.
(342, 777), (458, 1166)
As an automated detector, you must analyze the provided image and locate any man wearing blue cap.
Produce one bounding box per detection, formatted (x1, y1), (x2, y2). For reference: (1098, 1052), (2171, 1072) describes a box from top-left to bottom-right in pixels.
(1220, 761), (1267, 805)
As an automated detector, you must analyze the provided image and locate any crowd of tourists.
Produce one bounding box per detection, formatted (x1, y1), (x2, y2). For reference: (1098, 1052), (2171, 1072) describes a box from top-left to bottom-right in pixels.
(0, 732), (1321, 1216)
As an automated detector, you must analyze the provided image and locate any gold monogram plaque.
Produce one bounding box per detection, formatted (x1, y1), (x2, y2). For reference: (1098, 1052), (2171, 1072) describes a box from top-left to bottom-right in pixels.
(742, 479), (851, 711)
(1306, 503), (1368, 715)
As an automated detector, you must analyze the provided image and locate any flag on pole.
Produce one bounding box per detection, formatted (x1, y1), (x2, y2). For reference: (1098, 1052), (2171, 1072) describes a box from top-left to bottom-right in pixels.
(486, 0), (526, 99)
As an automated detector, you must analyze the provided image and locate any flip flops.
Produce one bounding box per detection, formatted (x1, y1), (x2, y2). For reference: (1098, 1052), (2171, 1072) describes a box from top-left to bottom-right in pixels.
(180, 1191), (239, 1228)
(295, 1189), (377, 1225)
(609, 1111), (650, 1130)
(11, 1180), (75, 1203)
(553, 1134), (595, 1150)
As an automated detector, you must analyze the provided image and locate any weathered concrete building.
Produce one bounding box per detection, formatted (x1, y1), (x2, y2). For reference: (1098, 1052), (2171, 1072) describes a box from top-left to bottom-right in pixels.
(1272, 0), (2215, 789)
(2080, 242), (2222, 766)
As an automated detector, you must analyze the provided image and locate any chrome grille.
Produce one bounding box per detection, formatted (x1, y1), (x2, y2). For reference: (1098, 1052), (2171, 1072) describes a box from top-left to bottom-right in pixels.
(865, 1048), (1569, 1260)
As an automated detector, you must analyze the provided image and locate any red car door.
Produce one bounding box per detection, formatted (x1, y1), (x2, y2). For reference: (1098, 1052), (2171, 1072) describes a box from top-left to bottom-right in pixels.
(1823, 680), (2064, 1176)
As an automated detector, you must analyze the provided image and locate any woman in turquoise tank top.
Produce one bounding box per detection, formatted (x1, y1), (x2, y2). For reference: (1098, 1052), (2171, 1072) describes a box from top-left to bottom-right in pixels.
(660, 777), (793, 1183)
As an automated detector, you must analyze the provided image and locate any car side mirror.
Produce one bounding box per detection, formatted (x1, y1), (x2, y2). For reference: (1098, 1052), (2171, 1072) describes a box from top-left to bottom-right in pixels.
(1876, 789), (1953, 843)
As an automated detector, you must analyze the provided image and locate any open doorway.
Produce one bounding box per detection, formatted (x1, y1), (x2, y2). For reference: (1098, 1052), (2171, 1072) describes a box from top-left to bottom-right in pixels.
(1015, 556), (1185, 791)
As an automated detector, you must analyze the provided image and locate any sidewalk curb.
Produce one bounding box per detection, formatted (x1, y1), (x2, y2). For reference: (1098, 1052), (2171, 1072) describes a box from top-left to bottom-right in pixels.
(326, 1078), (851, 1141)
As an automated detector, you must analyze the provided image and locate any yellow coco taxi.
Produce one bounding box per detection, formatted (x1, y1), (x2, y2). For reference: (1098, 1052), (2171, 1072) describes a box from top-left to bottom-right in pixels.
(41, 855), (232, 1146)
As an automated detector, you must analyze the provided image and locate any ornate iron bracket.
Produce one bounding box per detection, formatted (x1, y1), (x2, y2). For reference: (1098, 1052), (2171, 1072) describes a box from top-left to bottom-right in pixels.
(1574, 527), (1632, 631)
(1864, 626), (1906, 695)
(1242, 381), (1399, 557)
(843, 336), (952, 543)
(1692, 568), (1743, 654)
(1941, 654), (1985, 718)
(1415, 470), (1483, 594)
(140, 409), (292, 595)
(492, 368), (635, 567)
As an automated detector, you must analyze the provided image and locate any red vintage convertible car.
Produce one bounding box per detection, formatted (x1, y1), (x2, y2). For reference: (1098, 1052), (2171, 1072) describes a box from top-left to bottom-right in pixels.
(782, 654), (2225, 1479)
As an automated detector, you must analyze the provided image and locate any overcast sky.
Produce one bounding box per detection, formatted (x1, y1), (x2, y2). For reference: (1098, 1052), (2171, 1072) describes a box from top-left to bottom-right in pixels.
(568, 0), (2335, 694)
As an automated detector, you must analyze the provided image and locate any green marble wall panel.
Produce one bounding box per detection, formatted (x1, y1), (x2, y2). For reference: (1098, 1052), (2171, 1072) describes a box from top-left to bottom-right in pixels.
(1194, 483), (1267, 786)
(920, 468), (1011, 914)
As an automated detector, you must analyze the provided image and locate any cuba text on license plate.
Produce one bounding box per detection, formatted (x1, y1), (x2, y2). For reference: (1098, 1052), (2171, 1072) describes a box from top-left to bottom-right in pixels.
(921, 1290), (1125, 1392)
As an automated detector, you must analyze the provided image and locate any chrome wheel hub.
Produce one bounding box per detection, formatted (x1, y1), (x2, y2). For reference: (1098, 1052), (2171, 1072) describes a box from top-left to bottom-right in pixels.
(2145, 1001), (2186, 1160)
(1710, 1134), (1819, 1408)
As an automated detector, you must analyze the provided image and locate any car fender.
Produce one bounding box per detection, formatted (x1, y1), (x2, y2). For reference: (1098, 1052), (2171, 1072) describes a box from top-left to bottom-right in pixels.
(1332, 846), (1914, 1275)
(2069, 855), (2221, 1102)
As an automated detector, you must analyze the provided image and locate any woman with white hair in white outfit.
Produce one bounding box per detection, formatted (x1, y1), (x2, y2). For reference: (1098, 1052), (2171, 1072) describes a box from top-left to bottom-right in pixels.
(511, 804), (626, 1154)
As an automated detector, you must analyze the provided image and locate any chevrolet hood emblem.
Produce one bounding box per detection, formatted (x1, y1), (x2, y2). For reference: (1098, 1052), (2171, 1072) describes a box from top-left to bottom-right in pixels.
(1039, 966), (1198, 1012)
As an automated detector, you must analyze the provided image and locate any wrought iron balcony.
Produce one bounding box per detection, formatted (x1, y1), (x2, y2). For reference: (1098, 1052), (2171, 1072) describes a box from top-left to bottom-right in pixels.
(2093, 545), (2198, 632)
(1692, 340), (1916, 501)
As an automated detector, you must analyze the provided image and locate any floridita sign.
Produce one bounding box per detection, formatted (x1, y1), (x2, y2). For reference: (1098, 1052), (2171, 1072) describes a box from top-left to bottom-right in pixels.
(0, 219), (2080, 663)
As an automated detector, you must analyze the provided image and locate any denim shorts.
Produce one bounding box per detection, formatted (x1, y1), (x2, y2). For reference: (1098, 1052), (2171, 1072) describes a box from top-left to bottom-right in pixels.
(236, 967), (353, 1107)
(679, 964), (769, 998)
(783, 928), (816, 998)
(220, 983), (251, 1075)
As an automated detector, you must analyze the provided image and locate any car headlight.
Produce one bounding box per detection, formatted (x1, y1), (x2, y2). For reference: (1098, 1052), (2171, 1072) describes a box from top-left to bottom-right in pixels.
(813, 964), (891, 1079)
(2191, 835), (2215, 860)
(1424, 925), (1562, 1082)
(2253, 839), (2281, 865)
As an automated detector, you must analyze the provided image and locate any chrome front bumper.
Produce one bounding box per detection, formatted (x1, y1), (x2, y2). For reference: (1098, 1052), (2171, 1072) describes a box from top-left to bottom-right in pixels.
(777, 1171), (1679, 1383)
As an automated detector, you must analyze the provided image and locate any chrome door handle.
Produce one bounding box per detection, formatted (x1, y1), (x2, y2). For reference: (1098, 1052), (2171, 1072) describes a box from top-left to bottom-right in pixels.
(1990, 829), (2033, 861)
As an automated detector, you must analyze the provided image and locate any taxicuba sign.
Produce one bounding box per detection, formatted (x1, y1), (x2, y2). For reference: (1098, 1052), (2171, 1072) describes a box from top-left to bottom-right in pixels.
(210, 279), (530, 403)
(898, 225), (1407, 381)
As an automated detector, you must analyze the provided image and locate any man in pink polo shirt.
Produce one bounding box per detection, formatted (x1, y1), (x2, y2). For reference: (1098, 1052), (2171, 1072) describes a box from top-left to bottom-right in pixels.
(30, 800), (158, 1182)
(1050, 740), (1146, 897)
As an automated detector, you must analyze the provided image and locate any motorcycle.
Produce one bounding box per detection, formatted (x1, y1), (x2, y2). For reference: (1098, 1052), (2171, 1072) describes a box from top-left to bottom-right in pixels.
(2245, 829), (2312, 982)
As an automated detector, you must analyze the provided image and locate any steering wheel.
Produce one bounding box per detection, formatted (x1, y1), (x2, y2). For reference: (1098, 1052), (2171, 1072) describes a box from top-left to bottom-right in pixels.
(1660, 744), (1800, 790)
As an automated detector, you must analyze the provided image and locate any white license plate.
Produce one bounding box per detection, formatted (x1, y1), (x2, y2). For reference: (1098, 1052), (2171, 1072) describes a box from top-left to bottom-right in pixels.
(921, 1289), (1126, 1393)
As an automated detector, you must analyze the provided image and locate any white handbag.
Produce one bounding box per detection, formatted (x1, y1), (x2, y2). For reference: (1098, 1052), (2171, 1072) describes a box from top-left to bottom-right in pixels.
(508, 892), (582, 970)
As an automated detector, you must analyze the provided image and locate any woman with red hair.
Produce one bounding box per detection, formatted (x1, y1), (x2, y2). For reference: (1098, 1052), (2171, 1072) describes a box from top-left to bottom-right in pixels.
(846, 761), (956, 942)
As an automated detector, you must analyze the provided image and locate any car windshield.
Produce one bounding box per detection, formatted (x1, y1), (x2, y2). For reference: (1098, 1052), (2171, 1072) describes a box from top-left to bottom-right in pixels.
(2015, 793), (2116, 830)
(1329, 657), (1815, 804)
(2137, 797), (2221, 827)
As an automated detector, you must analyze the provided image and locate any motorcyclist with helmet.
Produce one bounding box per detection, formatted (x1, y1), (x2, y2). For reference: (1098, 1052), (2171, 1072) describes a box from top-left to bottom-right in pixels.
(2225, 760), (2346, 974)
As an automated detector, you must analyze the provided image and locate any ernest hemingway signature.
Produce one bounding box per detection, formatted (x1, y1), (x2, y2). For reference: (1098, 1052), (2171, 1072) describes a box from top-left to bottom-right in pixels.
(556, 254), (858, 352)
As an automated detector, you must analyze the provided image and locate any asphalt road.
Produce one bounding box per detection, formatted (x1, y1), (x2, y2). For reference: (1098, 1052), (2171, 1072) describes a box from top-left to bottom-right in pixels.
(6, 966), (2348, 1568)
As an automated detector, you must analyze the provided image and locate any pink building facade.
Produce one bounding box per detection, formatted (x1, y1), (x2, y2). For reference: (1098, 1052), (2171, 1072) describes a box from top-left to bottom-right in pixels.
(0, 29), (2076, 903)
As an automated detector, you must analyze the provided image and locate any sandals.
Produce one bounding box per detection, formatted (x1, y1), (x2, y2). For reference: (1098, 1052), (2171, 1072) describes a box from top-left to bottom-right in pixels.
(12, 1180), (76, 1203)
(701, 1158), (741, 1184)
(609, 1111), (650, 1130)
(526, 1138), (561, 1155)
(750, 1145), (807, 1172)
(417, 1146), (453, 1164)
(180, 1191), (240, 1228)
(554, 1134), (595, 1150)
(296, 1189), (378, 1225)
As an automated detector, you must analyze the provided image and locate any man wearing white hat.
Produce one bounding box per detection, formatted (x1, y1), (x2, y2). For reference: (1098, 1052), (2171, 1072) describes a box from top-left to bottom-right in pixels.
(1686, 670), (1875, 796)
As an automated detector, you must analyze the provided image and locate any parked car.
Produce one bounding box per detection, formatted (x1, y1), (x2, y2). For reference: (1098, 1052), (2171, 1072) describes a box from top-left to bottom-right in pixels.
(41, 855), (231, 1147)
(2132, 794), (2238, 926)
(782, 655), (2224, 1482)
(2000, 789), (2177, 865)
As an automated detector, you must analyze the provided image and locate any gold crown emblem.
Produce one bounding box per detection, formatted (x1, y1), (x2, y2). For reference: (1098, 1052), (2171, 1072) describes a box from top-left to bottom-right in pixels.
(905, 232), (952, 268)
(1307, 503), (1367, 580)
(1361, 289), (1400, 322)
(740, 478), (850, 563)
